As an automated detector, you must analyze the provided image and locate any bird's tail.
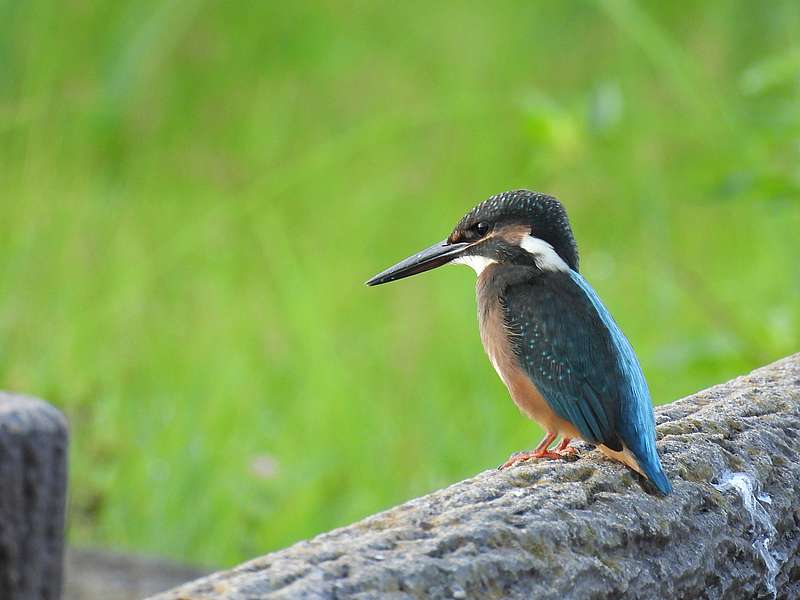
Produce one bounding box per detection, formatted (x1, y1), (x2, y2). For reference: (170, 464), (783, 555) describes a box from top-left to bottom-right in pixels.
(640, 458), (672, 495)
(630, 440), (672, 495)
(599, 444), (672, 495)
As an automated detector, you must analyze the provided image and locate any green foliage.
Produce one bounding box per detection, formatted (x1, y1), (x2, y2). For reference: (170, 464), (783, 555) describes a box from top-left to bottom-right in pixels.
(0, 0), (798, 566)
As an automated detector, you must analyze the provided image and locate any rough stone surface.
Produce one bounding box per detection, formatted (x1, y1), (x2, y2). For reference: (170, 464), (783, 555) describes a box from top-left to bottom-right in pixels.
(153, 355), (800, 600)
(0, 393), (69, 600)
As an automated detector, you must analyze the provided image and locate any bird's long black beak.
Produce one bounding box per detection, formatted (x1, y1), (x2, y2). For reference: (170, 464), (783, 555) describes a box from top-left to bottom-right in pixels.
(366, 239), (470, 286)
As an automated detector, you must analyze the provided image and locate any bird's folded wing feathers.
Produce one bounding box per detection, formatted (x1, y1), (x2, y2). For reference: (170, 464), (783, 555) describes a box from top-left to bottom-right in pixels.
(500, 272), (624, 451)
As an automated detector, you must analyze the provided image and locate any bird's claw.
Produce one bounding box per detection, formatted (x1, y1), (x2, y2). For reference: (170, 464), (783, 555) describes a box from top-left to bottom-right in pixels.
(497, 446), (578, 470)
(556, 445), (577, 457)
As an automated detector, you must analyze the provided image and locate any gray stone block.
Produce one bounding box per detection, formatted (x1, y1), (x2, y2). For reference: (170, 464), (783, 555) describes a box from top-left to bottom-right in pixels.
(151, 355), (800, 599)
(0, 393), (68, 600)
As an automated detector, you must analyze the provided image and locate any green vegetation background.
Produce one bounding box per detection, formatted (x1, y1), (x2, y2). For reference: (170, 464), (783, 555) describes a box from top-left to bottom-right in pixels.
(1, 1), (798, 567)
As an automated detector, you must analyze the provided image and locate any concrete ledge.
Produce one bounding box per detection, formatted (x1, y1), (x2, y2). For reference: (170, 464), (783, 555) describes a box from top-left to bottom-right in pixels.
(0, 393), (69, 600)
(152, 355), (800, 599)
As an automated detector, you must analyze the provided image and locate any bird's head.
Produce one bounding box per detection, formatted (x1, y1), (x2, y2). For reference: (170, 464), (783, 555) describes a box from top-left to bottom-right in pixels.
(366, 190), (579, 286)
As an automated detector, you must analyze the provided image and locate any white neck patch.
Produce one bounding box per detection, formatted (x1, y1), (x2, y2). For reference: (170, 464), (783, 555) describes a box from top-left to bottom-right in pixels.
(520, 235), (569, 272)
(452, 255), (497, 275)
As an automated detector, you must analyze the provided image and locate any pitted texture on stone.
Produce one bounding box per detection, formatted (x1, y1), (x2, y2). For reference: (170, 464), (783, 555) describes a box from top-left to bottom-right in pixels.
(0, 393), (69, 600)
(152, 355), (800, 600)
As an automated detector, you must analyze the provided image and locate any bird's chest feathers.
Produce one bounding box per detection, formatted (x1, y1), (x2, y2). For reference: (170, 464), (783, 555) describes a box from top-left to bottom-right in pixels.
(476, 270), (562, 429)
(477, 291), (515, 388)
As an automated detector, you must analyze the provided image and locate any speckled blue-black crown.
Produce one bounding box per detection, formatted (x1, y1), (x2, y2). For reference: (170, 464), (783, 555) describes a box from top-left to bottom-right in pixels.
(454, 190), (579, 272)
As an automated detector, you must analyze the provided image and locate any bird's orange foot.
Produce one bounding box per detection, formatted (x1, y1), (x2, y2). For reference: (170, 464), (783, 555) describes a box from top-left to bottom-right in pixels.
(553, 444), (577, 457)
(498, 448), (565, 470)
(553, 438), (578, 457)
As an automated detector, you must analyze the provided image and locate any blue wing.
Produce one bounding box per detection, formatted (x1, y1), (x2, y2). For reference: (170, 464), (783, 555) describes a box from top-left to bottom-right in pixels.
(501, 269), (671, 494)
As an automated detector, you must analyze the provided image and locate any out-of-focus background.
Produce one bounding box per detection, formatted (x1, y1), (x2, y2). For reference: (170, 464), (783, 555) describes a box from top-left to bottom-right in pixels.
(1, 0), (798, 569)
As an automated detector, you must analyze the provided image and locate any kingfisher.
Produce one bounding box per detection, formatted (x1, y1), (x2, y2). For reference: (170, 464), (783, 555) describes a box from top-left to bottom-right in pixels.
(366, 190), (671, 494)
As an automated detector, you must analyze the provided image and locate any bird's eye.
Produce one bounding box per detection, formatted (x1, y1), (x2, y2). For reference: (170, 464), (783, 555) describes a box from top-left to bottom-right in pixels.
(475, 222), (489, 236)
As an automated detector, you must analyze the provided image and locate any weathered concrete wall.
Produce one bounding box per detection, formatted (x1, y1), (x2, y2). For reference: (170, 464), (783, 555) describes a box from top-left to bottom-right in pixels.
(0, 393), (68, 600)
(152, 355), (800, 600)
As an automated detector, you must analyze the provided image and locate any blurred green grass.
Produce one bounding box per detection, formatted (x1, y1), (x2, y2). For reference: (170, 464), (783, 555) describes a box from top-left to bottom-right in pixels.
(0, 0), (798, 566)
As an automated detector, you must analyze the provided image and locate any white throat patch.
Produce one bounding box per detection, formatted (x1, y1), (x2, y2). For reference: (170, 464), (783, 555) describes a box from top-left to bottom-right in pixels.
(452, 255), (497, 275)
(520, 235), (569, 272)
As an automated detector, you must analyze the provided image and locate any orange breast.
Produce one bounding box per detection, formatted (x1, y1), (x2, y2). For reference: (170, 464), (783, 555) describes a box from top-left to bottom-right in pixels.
(476, 267), (580, 438)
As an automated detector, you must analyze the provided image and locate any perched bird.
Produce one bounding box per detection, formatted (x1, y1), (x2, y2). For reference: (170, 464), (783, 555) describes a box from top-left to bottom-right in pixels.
(366, 190), (671, 494)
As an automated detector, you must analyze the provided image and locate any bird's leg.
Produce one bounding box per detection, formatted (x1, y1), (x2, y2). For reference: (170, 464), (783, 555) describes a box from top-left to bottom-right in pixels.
(554, 437), (577, 457)
(530, 431), (559, 456)
(499, 431), (561, 470)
